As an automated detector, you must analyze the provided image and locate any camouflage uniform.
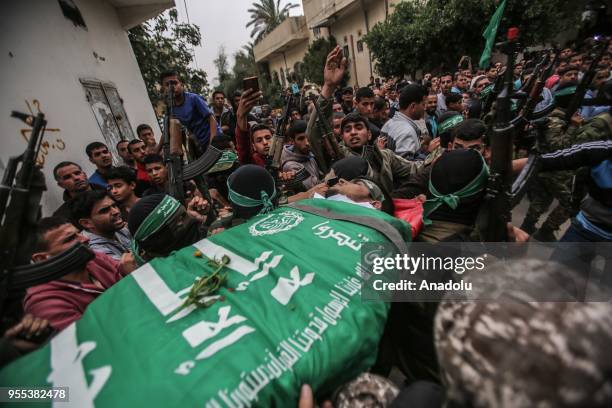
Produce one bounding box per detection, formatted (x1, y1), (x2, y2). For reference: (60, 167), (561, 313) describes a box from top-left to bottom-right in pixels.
(307, 95), (422, 195)
(332, 373), (399, 408)
(522, 108), (579, 238)
(435, 258), (612, 407)
(525, 111), (612, 239)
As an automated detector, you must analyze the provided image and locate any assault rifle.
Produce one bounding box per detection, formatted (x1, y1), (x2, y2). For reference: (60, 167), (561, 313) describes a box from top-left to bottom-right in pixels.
(564, 37), (610, 124)
(511, 37), (610, 209)
(511, 50), (558, 148)
(162, 81), (185, 202)
(162, 82), (222, 205)
(482, 28), (520, 242)
(520, 51), (555, 119)
(311, 98), (344, 174)
(276, 167), (310, 195)
(518, 52), (548, 94)
(481, 69), (505, 118)
(0, 111), (93, 318)
(268, 87), (300, 171)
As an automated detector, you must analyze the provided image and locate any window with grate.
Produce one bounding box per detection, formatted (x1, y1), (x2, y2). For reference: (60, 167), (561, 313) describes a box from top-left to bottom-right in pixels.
(357, 40), (364, 53)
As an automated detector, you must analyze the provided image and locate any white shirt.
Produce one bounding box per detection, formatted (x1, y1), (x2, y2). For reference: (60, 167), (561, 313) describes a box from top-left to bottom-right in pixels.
(381, 111), (421, 158)
(312, 193), (375, 209)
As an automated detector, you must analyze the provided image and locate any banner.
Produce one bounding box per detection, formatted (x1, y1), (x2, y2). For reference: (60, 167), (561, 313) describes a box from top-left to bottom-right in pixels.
(0, 199), (410, 407)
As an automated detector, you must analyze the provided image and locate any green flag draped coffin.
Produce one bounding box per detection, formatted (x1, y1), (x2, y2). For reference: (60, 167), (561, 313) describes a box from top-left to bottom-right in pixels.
(0, 200), (410, 407)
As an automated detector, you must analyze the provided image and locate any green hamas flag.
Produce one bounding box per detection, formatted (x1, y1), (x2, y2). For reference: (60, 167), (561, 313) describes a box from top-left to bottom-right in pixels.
(0, 199), (410, 407)
(479, 0), (507, 69)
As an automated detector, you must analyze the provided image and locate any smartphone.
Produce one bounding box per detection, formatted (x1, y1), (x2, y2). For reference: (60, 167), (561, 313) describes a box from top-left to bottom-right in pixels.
(242, 76), (259, 93)
(326, 177), (339, 187)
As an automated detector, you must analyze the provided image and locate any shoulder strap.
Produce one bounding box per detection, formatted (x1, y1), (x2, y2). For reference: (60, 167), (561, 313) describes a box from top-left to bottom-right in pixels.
(288, 203), (409, 254)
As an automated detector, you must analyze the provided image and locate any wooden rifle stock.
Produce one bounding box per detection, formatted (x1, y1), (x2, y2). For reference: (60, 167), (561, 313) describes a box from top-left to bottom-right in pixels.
(269, 92), (298, 170)
(163, 82), (186, 203)
(312, 100), (344, 174)
(520, 52), (555, 120)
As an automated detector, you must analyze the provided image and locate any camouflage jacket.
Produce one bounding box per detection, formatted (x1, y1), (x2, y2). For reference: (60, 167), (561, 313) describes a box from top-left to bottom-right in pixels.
(307, 93), (422, 195)
(573, 111), (612, 144)
(542, 109), (611, 152)
(540, 108), (579, 152)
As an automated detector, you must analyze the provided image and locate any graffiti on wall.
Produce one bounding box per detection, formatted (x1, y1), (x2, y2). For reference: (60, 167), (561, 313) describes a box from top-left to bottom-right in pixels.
(19, 99), (65, 167)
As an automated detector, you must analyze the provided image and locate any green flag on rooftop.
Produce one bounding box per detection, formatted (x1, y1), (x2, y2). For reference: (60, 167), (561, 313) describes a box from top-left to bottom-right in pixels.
(479, 0), (507, 69)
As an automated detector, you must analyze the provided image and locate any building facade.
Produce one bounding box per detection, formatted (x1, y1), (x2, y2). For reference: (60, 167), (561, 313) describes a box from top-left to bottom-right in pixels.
(0, 0), (171, 215)
(254, 0), (403, 88)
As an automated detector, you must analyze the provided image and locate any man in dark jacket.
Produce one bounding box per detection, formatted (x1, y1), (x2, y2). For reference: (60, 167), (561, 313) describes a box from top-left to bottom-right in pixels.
(280, 120), (321, 189)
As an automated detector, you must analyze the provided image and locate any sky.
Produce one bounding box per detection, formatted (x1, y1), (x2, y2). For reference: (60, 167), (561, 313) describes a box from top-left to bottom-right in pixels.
(173, 0), (304, 87)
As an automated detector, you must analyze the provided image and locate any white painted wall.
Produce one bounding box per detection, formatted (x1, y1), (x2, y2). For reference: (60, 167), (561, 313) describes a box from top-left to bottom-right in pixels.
(0, 0), (160, 215)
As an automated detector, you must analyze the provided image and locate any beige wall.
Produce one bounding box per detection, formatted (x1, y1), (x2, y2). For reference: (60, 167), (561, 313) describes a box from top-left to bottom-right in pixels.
(328, 1), (392, 86)
(253, 17), (309, 62)
(260, 0), (405, 87)
(330, 2), (384, 86)
(267, 40), (310, 86)
(331, 9), (369, 86)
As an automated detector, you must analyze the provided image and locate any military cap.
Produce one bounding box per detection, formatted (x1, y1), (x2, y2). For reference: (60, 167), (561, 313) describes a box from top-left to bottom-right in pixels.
(332, 373), (399, 408)
(435, 258), (612, 407)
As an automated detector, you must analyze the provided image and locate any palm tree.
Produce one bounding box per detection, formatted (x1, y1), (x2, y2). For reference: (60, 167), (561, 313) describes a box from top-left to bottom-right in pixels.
(242, 42), (256, 61)
(246, 0), (298, 42)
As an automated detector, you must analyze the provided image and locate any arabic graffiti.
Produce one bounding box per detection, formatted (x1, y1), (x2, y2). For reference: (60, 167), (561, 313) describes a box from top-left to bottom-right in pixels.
(19, 99), (64, 166)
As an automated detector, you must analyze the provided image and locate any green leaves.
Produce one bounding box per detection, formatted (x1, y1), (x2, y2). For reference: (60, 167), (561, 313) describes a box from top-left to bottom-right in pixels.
(180, 255), (231, 310)
(363, 0), (584, 78)
(246, 0), (298, 43)
(302, 37), (337, 86)
(128, 8), (209, 110)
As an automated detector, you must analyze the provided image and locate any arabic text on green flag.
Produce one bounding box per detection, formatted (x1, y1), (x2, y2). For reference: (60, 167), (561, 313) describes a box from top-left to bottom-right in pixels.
(0, 199), (410, 407)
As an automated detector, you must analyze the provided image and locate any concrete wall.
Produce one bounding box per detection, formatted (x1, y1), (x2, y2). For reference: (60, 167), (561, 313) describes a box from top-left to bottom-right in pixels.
(330, 6), (371, 86)
(266, 0), (397, 87)
(253, 17), (309, 62)
(267, 41), (310, 87)
(0, 0), (159, 215)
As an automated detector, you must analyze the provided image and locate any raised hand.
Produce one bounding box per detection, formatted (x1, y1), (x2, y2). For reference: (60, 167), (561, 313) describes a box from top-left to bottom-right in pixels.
(322, 46), (348, 98)
(237, 88), (264, 132)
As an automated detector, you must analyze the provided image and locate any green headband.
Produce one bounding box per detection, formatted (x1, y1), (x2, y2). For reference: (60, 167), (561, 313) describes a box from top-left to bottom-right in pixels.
(480, 84), (494, 99)
(438, 115), (464, 134)
(131, 195), (181, 266)
(553, 85), (577, 99)
(227, 183), (277, 215)
(207, 151), (237, 174)
(422, 155), (489, 225)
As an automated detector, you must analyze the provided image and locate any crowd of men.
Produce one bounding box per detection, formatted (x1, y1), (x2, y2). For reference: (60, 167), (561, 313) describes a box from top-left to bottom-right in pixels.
(2, 35), (612, 407)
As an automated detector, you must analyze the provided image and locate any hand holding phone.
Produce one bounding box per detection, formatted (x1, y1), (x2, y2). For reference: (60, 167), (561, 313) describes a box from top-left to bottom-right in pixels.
(242, 76), (260, 93)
